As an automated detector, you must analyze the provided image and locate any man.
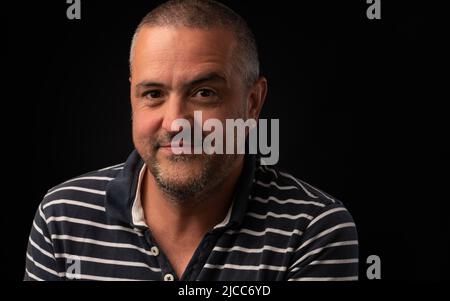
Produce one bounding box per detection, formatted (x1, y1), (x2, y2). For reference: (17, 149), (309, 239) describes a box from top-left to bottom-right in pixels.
(25, 0), (358, 281)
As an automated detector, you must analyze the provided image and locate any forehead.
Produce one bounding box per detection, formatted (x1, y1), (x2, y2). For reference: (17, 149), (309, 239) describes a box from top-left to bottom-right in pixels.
(132, 26), (237, 82)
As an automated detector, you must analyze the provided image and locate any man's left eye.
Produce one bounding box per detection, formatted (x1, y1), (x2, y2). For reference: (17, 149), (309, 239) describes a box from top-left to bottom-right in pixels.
(194, 89), (216, 98)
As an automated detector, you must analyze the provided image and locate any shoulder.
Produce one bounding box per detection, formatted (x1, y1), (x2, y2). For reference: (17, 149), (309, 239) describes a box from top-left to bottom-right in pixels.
(39, 162), (125, 219)
(253, 163), (340, 206)
(251, 163), (358, 264)
(251, 163), (356, 229)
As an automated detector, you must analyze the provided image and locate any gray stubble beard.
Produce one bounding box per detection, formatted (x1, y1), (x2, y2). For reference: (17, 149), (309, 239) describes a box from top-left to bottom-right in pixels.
(145, 149), (239, 207)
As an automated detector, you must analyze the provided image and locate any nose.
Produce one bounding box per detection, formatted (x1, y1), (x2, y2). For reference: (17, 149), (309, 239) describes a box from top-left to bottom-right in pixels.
(161, 95), (193, 133)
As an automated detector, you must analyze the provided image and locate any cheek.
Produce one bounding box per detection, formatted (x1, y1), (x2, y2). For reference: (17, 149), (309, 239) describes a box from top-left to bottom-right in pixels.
(200, 109), (243, 142)
(201, 100), (245, 123)
(132, 110), (161, 140)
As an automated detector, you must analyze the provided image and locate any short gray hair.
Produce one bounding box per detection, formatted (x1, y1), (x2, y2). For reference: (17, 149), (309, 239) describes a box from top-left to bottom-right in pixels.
(129, 0), (260, 90)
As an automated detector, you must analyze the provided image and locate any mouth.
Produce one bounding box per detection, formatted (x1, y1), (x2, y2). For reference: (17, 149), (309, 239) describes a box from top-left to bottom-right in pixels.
(158, 143), (197, 155)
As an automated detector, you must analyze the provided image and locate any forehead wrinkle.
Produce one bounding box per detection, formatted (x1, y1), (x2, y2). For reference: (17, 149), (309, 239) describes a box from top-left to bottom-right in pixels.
(132, 27), (238, 93)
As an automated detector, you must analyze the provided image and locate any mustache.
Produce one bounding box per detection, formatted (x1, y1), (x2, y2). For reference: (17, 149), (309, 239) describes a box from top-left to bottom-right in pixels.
(151, 131), (208, 149)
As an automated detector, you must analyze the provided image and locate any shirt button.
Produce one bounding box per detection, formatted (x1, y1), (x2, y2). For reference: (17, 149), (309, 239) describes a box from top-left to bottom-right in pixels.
(164, 274), (174, 281)
(150, 246), (159, 256)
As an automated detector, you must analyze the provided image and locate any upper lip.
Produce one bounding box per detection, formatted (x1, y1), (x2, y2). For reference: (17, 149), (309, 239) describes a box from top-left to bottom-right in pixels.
(160, 143), (191, 148)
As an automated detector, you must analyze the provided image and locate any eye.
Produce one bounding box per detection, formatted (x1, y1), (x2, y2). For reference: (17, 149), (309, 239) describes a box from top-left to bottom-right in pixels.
(193, 89), (217, 98)
(143, 90), (163, 99)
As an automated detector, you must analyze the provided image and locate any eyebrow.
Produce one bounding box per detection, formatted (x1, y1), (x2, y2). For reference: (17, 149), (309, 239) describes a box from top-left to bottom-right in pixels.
(135, 72), (227, 96)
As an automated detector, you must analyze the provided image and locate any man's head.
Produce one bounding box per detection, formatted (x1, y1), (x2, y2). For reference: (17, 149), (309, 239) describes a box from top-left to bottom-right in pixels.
(129, 0), (267, 203)
(130, 0), (260, 91)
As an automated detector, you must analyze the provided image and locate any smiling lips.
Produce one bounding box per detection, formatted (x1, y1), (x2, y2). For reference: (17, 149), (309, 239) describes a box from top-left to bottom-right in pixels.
(158, 143), (199, 155)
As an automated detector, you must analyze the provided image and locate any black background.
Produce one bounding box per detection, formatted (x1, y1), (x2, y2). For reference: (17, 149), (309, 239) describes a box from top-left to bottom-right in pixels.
(5, 0), (449, 281)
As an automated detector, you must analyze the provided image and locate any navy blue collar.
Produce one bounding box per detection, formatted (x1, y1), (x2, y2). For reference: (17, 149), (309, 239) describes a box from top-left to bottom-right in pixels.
(105, 150), (256, 229)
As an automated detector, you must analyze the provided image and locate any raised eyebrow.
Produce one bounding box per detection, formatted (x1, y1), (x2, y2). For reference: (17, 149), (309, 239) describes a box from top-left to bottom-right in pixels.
(186, 72), (227, 88)
(135, 81), (164, 89)
(136, 73), (226, 89)
(134, 72), (227, 97)
(134, 81), (164, 98)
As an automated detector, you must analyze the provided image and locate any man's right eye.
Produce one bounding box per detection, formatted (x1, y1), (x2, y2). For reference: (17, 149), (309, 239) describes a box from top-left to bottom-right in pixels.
(143, 90), (163, 99)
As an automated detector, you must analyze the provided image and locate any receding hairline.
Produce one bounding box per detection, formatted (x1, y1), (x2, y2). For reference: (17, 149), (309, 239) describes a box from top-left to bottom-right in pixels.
(133, 23), (239, 42)
(130, 23), (241, 62)
(130, 24), (240, 72)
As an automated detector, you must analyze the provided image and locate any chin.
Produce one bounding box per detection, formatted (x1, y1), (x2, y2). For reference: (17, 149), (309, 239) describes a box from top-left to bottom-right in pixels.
(158, 155), (203, 176)
(156, 161), (207, 196)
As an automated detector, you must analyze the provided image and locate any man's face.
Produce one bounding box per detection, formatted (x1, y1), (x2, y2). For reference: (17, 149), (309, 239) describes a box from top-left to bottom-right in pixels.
(130, 26), (249, 199)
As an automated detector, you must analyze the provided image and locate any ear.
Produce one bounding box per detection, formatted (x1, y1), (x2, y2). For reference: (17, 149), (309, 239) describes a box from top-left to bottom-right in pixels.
(247, 76), (268, 121)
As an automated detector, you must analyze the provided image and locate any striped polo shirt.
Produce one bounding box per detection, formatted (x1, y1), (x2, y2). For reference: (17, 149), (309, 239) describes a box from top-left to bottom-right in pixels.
(24, 150), (358, 281)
